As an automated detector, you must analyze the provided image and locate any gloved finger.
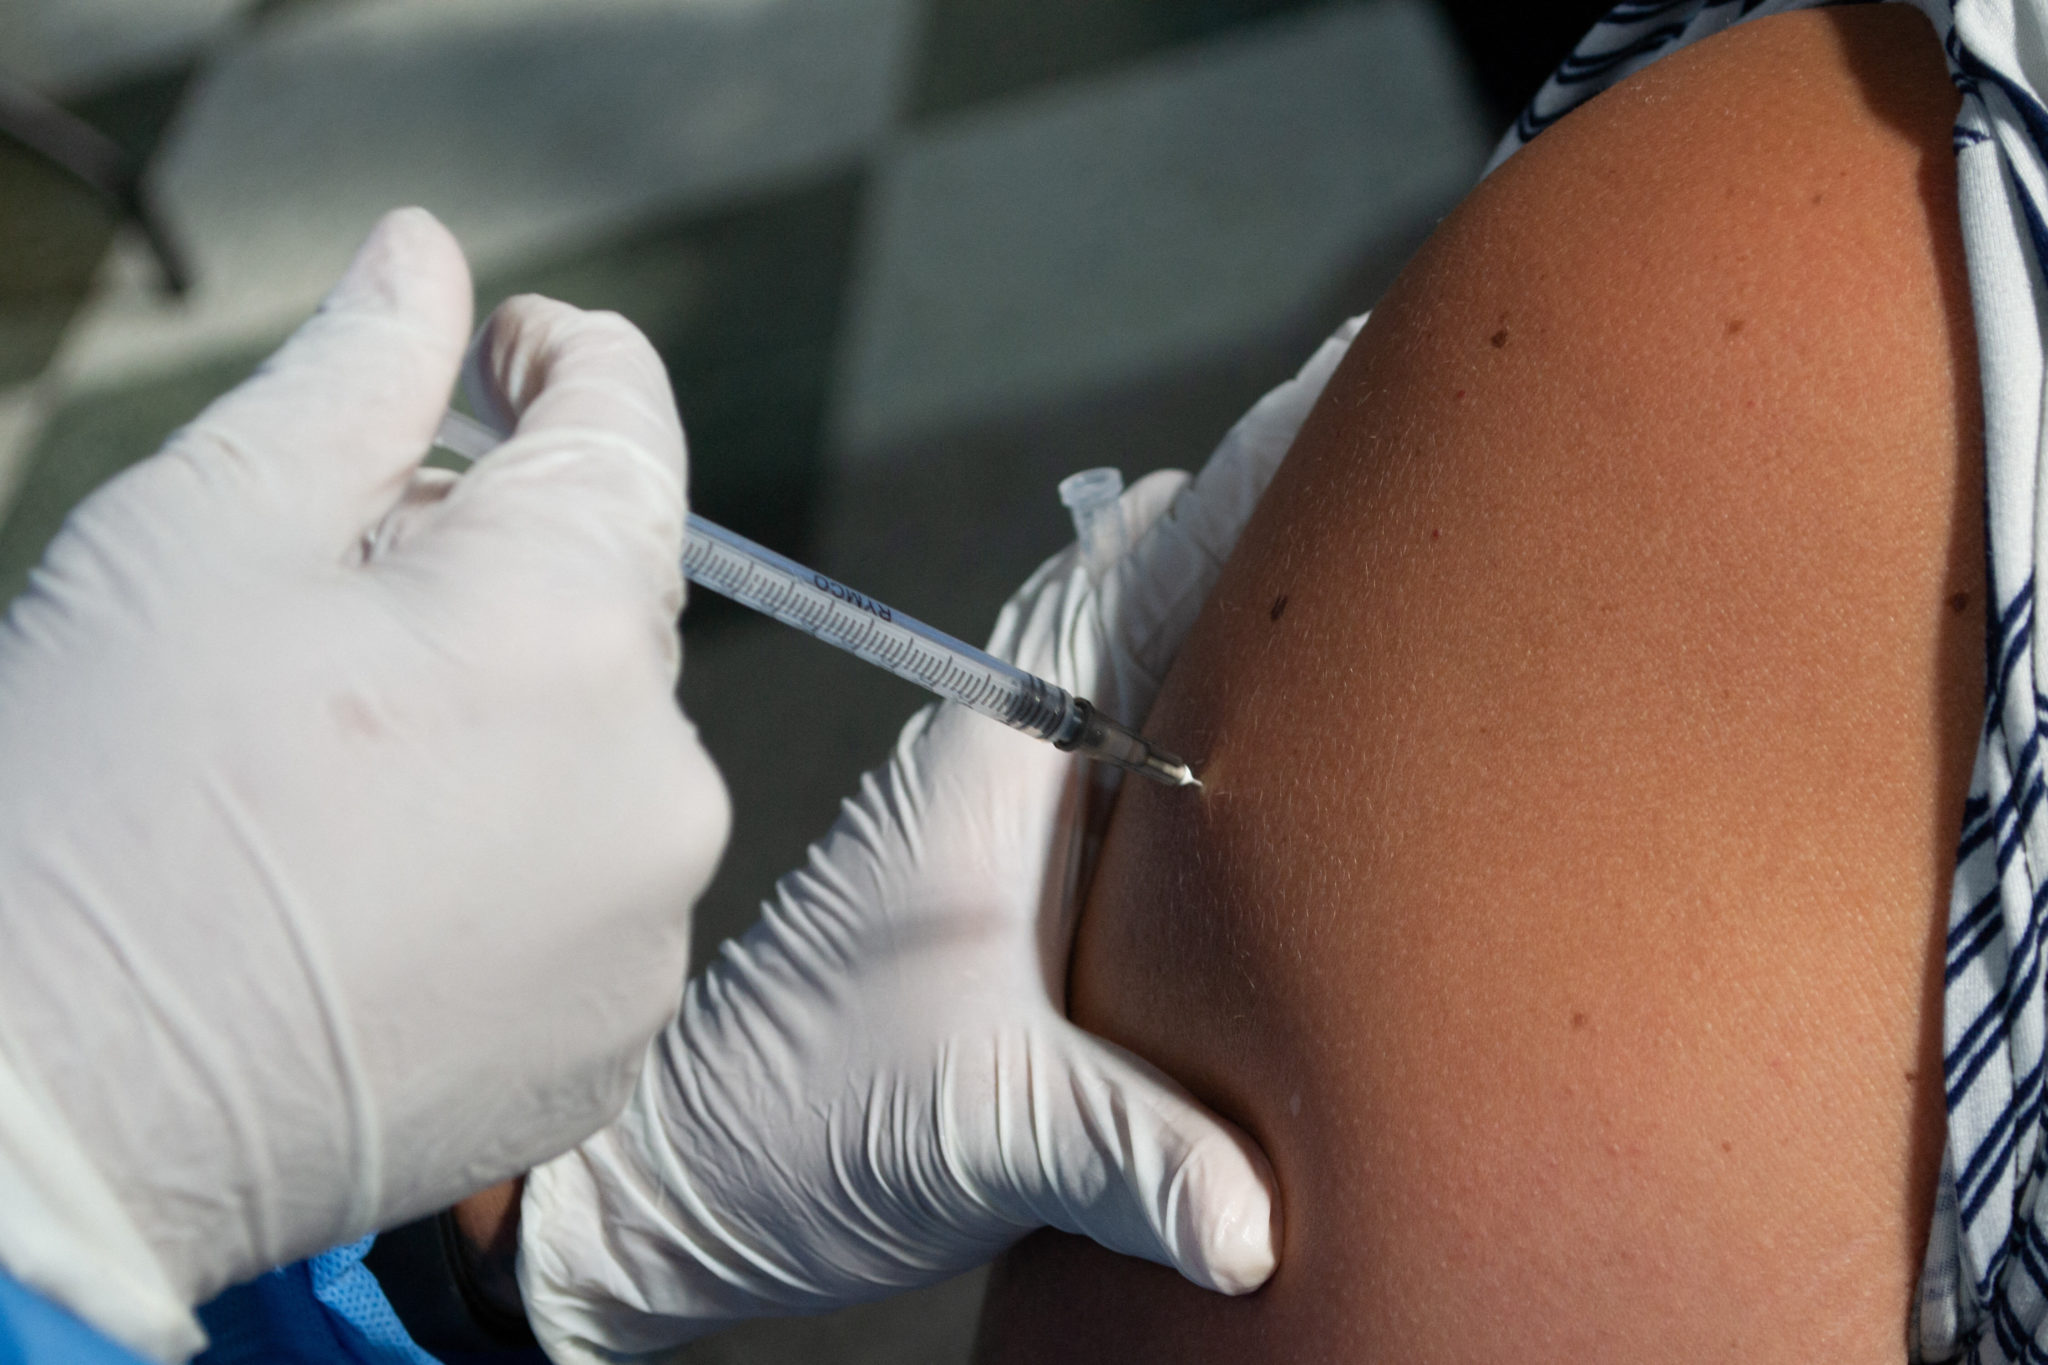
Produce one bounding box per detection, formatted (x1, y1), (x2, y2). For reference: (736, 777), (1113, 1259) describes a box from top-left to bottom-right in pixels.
(462, 295), (684, 488)
(1013, 1024), (1278, 1296)
(1115, 468), (1190, 547)
(170, 208), (472, 550)
(1111, 314), (1367, 676)
(446, 297), (687, 619)
(1078, 471), (1193, 718)
(985, 469), (1189, 686)
(1181, 313), (1365, 553)
(357, 466), (458, 563)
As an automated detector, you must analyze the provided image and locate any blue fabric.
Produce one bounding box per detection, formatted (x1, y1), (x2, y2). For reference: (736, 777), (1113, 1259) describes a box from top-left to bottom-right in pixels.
(0, 1268), (154, 1365)
(195, 1238), (440, 1365)
(0, 1243), (444, 1365)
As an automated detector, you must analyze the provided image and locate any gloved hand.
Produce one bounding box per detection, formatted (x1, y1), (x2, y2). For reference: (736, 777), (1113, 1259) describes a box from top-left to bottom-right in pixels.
(0, 209), (728, 1361)
(516, 314), (1367, 1362)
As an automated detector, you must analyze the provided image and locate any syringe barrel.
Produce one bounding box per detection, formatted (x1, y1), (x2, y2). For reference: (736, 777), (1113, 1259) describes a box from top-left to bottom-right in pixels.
(680, 513), (1078, 738)
(431, 411), (1195, 784)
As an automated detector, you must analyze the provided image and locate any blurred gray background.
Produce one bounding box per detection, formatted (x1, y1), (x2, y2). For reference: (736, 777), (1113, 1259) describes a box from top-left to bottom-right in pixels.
(0, 0), (1594, 1357)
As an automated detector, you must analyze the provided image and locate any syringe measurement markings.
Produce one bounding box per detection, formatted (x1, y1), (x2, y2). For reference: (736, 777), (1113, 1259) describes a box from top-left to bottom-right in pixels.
(943, 658), (983, 699)
(864, 627), (941, 688)
(688, 541), (1032, 719)
(878, 632), (916, 672)
(457, 440), (1174, 773)
(872, 629), (919, 677)
(853, 629), (941, 693)
(921, 647), (982, 701)
(824, 607), (881, 660)
(844, 616), (886, 662)
(747, 570), (916, 693)
(915, 647), (992, 707)
(787, 585), (834, 635)
(749, 569), (933, 690)
(923, 650), (963, 696)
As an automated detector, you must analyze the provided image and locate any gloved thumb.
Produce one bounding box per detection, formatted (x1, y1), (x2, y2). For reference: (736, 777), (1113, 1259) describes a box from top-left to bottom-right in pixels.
(1106, 313), (1366, 681)
(171, 207), (472, 552)
(1015, 1022), (1278, 1295)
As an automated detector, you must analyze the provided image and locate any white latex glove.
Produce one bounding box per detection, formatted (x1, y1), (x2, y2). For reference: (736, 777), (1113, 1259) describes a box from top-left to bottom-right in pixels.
(518, 314), (1367, 1362)
(0, 209), (728, 1361)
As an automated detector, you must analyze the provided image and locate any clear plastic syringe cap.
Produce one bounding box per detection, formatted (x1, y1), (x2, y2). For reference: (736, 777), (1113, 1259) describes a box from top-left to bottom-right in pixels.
(1059, 467), (1126, 581)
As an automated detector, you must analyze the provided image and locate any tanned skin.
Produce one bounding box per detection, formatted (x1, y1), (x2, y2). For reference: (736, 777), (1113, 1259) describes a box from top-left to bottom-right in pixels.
(978, 8), (1982, 1360)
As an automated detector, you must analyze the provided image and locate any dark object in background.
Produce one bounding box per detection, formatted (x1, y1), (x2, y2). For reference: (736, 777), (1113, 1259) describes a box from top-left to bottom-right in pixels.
(0, 69), (194, 297)
(1434, 0), (1619, 131)
(362, 1210), (544, 1364)
(910, 0), (1329, 117)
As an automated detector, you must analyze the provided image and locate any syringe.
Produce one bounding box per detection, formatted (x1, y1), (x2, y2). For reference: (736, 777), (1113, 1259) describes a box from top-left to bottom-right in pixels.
(431, 411), (1199, 788)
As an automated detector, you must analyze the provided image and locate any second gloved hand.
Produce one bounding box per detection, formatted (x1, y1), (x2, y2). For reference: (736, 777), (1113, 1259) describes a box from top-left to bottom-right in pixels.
(517, 316), (1367, 1362)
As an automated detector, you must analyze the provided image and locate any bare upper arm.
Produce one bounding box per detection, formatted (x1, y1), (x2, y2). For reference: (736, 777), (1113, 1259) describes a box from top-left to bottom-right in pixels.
(979, 6), (1981, 1360)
